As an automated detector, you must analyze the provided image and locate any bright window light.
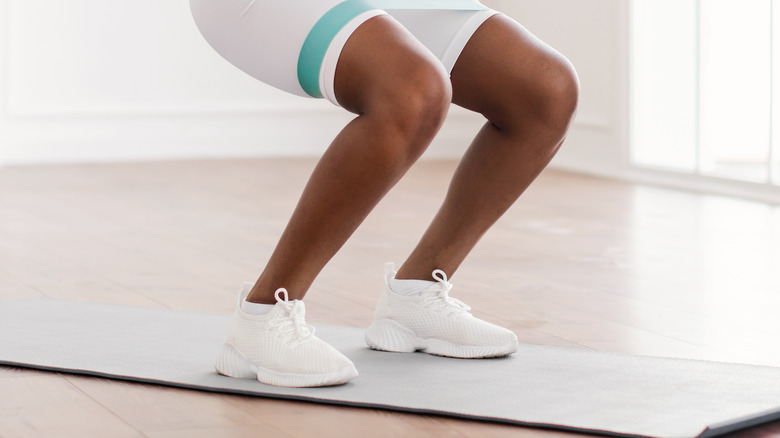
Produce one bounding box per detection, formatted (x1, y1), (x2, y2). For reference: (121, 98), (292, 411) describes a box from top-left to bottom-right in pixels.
(774, 1), (780, 185)
(699, 0), (771, 182)
(631, 0), (780, 187)
(630, 0), (698, 172)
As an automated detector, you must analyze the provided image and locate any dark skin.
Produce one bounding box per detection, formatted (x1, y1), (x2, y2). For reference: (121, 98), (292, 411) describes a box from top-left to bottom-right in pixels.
(247, 14), (579, 304)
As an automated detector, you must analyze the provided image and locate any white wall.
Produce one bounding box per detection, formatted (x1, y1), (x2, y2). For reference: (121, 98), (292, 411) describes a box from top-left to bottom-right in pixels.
(0, 0), (626, 168)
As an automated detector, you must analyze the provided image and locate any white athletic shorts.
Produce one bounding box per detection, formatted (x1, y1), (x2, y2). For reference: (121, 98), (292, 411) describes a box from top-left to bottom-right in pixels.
(190, 0), (498, 106)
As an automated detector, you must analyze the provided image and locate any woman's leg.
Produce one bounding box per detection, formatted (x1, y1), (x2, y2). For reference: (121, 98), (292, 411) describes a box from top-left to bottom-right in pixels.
(246, 15), (452, 304)
(395, 14), (579, 281)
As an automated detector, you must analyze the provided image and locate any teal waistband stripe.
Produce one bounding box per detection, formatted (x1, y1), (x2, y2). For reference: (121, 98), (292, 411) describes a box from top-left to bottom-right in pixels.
(297, 0), (488, 98)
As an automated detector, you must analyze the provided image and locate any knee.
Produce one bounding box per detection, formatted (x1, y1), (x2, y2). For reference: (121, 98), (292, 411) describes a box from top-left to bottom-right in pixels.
(543, 58), (580, 129)
(369, 61), (452, 162)
(494, 56), (579, 136)
(540, 58), (579, 128)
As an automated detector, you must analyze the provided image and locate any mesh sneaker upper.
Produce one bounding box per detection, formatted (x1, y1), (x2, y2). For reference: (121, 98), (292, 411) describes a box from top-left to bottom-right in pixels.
(225, 284), (354, 375)
(375, 263), (518, 347)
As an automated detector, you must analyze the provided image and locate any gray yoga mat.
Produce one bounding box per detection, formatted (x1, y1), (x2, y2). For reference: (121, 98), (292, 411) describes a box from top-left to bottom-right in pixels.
(1, 297), (779, 438)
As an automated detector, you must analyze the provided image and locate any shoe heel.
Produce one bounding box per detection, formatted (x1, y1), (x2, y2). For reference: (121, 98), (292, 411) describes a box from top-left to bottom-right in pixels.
(365, 319), (419, 353)
(215, 343), (257, 378)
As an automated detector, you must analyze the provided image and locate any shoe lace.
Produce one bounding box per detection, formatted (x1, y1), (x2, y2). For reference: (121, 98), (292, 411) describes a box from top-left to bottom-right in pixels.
(421, 269), (471, 315)
(270, 288), (316, 343)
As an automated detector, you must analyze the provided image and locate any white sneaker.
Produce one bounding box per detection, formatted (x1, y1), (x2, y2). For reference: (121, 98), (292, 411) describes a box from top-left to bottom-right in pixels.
(215, 284), (358, 387)
(365, 263), (519, 358)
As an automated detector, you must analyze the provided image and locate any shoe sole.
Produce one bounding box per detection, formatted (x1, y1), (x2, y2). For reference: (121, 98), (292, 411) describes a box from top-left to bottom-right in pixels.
(365, 318), (518, 359)
(214, 343), (358, 387)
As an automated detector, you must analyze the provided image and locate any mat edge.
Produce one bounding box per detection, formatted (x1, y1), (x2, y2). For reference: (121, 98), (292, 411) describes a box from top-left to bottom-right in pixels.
(0, 360), (657, 438)
(698, 408), (780, 437)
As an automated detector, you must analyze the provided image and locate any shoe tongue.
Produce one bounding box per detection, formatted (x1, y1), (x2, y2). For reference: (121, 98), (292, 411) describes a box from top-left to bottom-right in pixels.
(279, 299), (305, 318)
(421, 282), (444, 295)
(279, 300), (314, 337)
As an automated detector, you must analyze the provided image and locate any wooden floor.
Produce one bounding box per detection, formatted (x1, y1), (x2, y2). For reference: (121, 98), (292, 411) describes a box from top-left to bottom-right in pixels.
(1, 158), (780, 438)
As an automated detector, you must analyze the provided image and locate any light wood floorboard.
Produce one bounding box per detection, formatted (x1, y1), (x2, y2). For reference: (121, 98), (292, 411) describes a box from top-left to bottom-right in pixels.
(0, 374), (143, 437)
(1, 158), (779, 437)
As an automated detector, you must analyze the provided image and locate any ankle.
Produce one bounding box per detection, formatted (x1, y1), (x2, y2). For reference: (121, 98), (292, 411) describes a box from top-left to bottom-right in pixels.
(245, 286), (278, 306)
(395, 264), (440, 282)
(244, 295), (277, 305)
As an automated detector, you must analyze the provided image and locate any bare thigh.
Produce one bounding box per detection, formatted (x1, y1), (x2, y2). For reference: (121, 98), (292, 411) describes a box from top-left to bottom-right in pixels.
(333, 14), (452, 115)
